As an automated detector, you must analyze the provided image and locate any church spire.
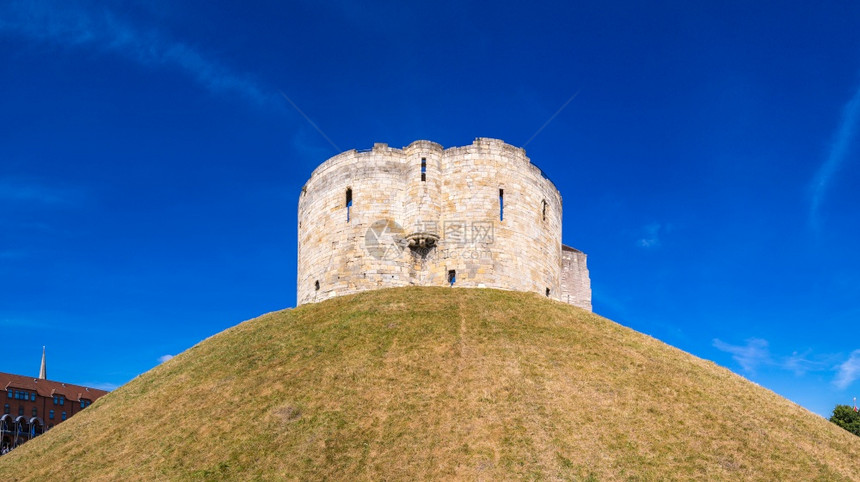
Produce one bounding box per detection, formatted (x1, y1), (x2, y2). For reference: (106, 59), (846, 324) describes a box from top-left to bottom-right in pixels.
(39, 346), (47, 380)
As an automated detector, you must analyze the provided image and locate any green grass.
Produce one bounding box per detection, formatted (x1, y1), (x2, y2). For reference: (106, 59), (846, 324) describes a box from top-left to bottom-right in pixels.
(2, 287), (859, 480)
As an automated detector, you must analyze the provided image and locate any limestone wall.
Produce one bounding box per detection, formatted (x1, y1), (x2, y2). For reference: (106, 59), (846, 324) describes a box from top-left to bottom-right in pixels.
(297, 138), (591, 310)
(560, 246), (592, 310)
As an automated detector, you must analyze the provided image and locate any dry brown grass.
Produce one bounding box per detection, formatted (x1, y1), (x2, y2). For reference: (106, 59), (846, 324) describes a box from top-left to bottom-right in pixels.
(2, 287), (859, 480)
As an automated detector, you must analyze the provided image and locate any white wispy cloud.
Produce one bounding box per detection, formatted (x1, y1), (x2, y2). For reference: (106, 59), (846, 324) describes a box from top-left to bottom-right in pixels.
(0, 177), (82, 206)
(637, 223), (664, 248)
(0, 0), (272, 105)
(834, 350), (860, 389)
(158, 354), (174, 363)
(713, 338), (771, 373)
(0, 317), (51, 329)
(713, 338), (851, 384)
(0, 249), (28, 260)
(783, 350), (833, 376)
(0, 2), (343, 154)
(809, 82), (860, 230)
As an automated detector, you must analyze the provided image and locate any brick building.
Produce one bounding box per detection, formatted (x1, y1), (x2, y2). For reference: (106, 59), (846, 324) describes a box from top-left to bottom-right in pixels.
(1, 350), (108, 451)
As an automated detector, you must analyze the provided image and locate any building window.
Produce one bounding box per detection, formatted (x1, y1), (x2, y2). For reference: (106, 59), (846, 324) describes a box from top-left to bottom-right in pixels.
(448, 270), (456, 286)
(18, 406), (24, 416)
(53, 395), (64, 406)
(30, 392), (35, 402)
(32, 407), (37, 417)
(314, 280), (320, 291)
(499, 189), (504, 221)
(49, 410), (54, 420)
(61, 412), (66, 421)
(421, 157), (427, 182)
(5, 390), (10, 399)
(546, 288), (550, 297)
(542, 200), (547, 221)
(3, 404), (8, 414)
(345, 188), (353, 223)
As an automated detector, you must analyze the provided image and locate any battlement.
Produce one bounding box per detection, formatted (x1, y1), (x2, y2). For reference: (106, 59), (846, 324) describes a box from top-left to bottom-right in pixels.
(297, 138), (590, 308)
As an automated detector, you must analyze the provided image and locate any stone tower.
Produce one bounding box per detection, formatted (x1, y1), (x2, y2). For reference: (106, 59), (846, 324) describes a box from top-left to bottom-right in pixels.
(297, 138), (591, 310)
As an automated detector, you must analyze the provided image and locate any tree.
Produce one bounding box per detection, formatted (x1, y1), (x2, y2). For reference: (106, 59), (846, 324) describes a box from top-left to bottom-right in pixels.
(829, 405), (860, 437)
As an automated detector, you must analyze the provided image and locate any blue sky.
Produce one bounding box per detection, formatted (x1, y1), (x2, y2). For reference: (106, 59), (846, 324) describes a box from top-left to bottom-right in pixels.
(1, 0), (859, 417)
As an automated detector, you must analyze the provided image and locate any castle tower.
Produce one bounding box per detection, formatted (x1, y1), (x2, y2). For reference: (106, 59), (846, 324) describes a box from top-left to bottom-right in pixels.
(297, 138), (591, 309)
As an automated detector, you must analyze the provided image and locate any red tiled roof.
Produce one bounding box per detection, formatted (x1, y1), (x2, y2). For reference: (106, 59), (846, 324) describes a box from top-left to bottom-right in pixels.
(0, 372), (109, 402)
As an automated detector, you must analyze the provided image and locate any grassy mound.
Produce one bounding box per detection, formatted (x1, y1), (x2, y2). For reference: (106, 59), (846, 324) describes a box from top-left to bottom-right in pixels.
(2, 287), (858, 480)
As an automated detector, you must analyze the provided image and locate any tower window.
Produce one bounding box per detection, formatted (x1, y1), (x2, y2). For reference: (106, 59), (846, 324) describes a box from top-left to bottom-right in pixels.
(447, 270), (456, 286)
(345, 188), (353, 222)
(421, 157), (427, 182)
(314, 280), (320, 291)
(542, 200), (547, 221)
(546, 288), (550, 297)
(499, 189), (504, 221)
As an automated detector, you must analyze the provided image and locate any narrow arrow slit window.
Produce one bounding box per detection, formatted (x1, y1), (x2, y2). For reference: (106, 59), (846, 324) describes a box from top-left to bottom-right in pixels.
(346, 188), (353, 223)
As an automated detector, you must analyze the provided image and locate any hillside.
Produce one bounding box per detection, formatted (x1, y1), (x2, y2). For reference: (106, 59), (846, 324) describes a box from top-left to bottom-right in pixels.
(1, 287), (859, 480)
